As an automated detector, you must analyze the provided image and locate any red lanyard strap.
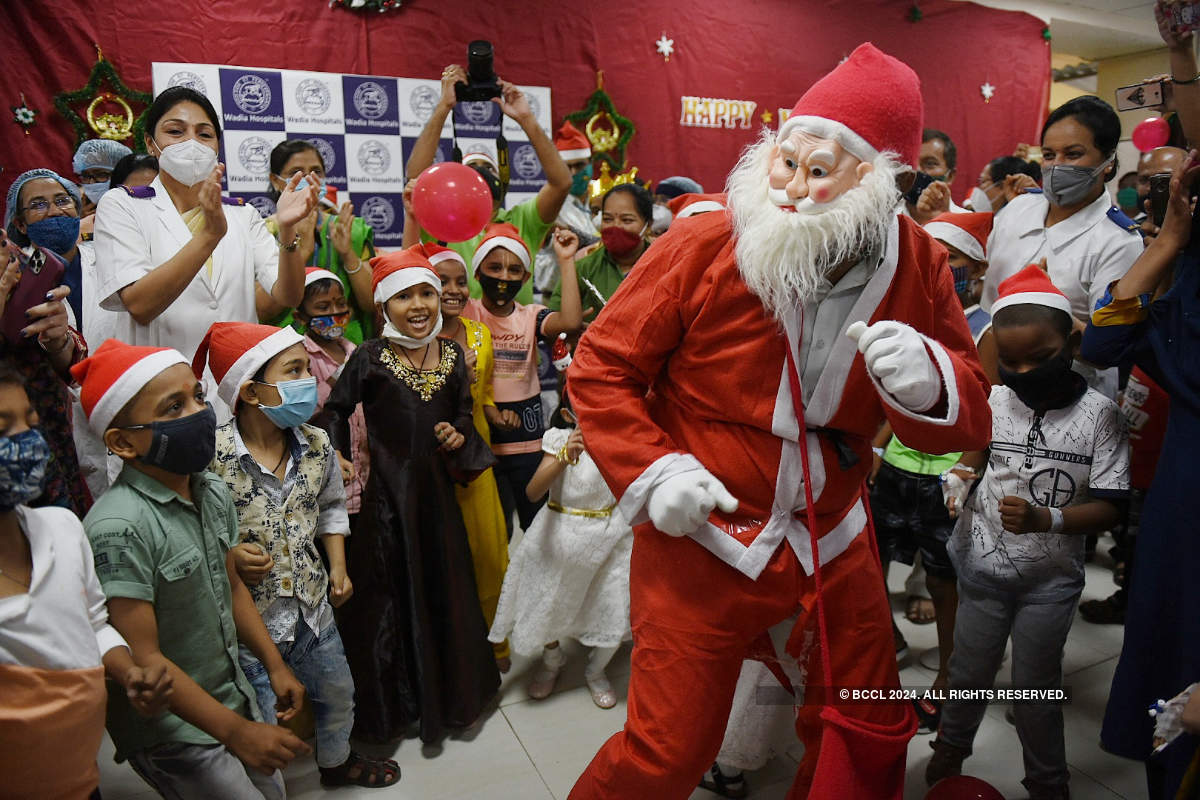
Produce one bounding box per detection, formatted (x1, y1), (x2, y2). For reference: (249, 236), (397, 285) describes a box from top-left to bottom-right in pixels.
(783, 340), (835, 689)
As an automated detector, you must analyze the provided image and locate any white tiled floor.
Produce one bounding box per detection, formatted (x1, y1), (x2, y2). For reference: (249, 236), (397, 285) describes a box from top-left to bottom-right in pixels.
(97, 536), (1145, 799)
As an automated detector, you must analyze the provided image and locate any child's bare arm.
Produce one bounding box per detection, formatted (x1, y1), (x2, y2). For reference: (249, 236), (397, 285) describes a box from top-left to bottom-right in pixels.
(106, 597), (310, 772)
(526, 452), (566, 502)
(998, 497), (1120, 536)
(320, 533), (353, 607)
(225, 553), (305, 722)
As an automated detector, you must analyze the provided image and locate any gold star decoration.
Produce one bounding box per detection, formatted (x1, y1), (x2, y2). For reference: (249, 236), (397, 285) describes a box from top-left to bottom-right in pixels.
(761, 109), (774, 124)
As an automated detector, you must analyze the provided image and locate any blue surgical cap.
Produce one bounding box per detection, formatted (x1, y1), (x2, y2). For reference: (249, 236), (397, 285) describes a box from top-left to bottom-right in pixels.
(72, 139), (133, 176)
(656, 176), (704, 199)
(5, 169), (82, 230)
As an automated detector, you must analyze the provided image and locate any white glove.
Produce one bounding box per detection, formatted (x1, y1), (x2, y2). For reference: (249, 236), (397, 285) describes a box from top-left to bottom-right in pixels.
(646, 468), (739, 536)
(847, 320), (941, 412)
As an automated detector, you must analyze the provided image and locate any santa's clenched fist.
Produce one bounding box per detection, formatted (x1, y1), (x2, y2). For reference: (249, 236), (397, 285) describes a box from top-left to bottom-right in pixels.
(846, 320), (942, 412)
(647, 469), (739, 536)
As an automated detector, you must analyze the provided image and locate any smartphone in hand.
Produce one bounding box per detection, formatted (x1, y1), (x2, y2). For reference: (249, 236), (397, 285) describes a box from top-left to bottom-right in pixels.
(1, 249), (65, 344)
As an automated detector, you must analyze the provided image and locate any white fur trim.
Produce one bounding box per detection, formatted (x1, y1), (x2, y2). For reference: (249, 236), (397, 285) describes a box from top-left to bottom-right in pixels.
(558, 147), (591, 161)
(924, 221), (985, 263)
(677, 200), (725, 219)
(471, 236), (530, 272)
(216, 327), (305, 409)
(865, 334), (960, 427)
(463, 152), (498, 173)
(617, 452), (706, 526)
(686, 496), (866, 579)
(373, 266), (441, 304)
(427, 249), (465, 268)
(89, 349), (188, 435)
(991, 291), (1073, 317)
(304, 268), (341, 287)
(776, 115), (880, 165)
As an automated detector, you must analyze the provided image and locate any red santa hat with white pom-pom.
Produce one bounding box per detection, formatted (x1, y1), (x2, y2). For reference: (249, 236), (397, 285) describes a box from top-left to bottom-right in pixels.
(470, 222), (531, 272)
(70, 340), (189, 435)
(554, 121), (591, 162)
(776, 43), (924, 168)
(924, 212), (993, 263)
(192, 322), (305, 409)
(420, 243), (467, 270)
(992, 264), (1073, 317)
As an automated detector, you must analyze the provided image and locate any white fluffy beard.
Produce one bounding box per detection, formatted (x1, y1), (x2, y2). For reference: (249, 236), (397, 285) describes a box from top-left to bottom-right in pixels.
(727, 131), (902, 318)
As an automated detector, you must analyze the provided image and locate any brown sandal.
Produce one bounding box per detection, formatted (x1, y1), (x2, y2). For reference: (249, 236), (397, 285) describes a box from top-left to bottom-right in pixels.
(319, 750), (401, 788)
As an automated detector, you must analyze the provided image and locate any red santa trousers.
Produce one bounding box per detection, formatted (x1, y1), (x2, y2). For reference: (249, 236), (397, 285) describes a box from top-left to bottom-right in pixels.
(568, 521), (910, 799)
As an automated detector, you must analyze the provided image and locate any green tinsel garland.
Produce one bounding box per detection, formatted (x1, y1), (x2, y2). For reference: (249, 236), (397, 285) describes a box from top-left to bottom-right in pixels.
(52, 57), (153, 151)
(564, 80), (636, 174)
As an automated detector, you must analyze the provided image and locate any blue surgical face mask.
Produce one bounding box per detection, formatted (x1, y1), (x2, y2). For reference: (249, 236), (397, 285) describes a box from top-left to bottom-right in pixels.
(280, 175), (327, 198)
(25, 215), (81, 255)
(0, 428), (49, 511)
(256, 377), (318, 429)
(951, 265), (971, 296)
(81, 181), (110, 203)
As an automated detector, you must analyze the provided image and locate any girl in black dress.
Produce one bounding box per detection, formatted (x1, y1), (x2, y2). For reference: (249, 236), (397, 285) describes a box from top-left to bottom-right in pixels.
(325, 247), (499, 744)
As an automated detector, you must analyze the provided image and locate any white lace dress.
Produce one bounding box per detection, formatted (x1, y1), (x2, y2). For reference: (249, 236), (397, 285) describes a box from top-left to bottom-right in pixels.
(488, 427), (633, 655)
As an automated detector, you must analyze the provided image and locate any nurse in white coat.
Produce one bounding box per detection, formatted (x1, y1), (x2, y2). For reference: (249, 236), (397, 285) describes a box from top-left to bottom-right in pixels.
(981, 96), (1142, 398)
(93, 86), (317, 419)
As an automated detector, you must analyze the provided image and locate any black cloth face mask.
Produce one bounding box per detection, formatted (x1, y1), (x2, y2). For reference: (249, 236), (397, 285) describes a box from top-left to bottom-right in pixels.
(121, 404), (217, 475)
(998, 347), (1078, 412)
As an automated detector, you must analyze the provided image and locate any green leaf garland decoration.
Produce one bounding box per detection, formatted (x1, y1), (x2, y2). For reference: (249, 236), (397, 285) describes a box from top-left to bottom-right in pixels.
(53, 51), (153, 151)
(565, 72), (636, 174)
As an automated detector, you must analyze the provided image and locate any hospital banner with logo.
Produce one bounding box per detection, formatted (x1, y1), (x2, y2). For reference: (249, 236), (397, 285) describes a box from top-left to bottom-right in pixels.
(152, 62), (552, 248)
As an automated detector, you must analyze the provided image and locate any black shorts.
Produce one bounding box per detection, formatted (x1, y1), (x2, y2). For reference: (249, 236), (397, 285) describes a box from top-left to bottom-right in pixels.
(869, 461), (956, 580)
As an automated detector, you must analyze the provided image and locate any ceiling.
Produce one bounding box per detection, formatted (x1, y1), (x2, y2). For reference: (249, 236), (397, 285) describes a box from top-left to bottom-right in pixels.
(961, 0), (1163, 60)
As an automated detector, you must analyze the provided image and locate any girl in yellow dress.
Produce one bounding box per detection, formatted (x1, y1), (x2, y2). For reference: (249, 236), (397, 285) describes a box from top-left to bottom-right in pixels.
(430, 244), (515, 672)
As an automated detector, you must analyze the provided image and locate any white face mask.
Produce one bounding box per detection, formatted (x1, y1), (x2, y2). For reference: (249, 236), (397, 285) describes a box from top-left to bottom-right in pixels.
(967, 186), (993, 213)
(154, 138), (218, 187)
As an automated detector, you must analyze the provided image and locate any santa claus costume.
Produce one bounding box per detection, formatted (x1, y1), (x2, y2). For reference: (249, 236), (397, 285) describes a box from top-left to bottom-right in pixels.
(567, 43), (992, 799)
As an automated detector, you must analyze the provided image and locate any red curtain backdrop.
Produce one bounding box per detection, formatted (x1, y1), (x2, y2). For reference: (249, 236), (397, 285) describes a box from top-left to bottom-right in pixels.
(0, 0), (1048, 202)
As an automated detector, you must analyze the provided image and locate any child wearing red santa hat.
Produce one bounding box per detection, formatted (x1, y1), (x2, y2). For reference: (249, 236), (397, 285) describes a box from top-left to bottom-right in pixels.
(293, 267), (370, 526)
(927, 265), (1130, 799)
(461, 222), (583, 537)
(193, 320), (399, 787)
(322, 246), (500, 744)
(74, 339), (310, 797)
(428, 243), (514, 673)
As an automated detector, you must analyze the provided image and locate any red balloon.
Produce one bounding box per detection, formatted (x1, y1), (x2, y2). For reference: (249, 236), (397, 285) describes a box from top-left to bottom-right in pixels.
(412, 163), (494, 243)
(1132, 116), (1171, 152)
(924, 775), (1005, 800)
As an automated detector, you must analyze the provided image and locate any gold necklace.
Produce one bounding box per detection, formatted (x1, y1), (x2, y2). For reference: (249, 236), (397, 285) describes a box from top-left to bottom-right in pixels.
(380, 341), (456, 403)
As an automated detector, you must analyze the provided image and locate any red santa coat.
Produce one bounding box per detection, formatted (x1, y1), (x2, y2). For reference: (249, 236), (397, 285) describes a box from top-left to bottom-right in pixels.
(569, 209), (991, 578)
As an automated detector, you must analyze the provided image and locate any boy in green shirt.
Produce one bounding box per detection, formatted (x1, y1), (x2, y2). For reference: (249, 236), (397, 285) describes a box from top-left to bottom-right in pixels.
(73, 339), (309, 799)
